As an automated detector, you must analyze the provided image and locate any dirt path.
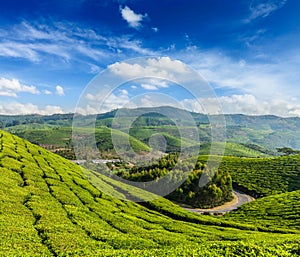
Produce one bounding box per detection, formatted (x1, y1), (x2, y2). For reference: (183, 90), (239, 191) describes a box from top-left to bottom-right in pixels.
(184, 190), (254, 215)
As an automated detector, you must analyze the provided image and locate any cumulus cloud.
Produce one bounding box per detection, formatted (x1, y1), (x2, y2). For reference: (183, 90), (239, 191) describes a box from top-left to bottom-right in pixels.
(0, 102), (63, 115)
(55, 85), (65, 96)
(0, 77), (40, 97)
(120, 6), (147, 29)
(109, 57), (189, 82)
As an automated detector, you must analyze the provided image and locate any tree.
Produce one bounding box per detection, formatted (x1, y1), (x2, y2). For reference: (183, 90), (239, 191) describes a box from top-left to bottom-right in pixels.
(276, 147), (300, 155)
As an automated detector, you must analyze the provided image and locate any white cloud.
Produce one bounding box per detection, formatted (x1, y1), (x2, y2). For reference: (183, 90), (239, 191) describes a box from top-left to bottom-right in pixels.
(130, 94), (186, 110)
(120, 89), (128, 95)
(0, 91), (17, 97)
(55, 85), (65, 96)
(0, 21), (154, 66)
(180, 94), (300, 117)
(152, 27), (159, 32)
(109, 57), (189, 82)
(80, 91), (131, 114)
(89, 64), (101, 74)
(140, 79), (169, 90)
(173, 46), (300, 102)
(44, 89), (52, 95)
(120, 6), (147, 29)
(0, 102), (63, 115)
(141, 84), (159, 90)
(0, 77), (40, 97)
(245, 0), (287, 23)
(82, 48), (300, 117)
(0, 42), (40, 62)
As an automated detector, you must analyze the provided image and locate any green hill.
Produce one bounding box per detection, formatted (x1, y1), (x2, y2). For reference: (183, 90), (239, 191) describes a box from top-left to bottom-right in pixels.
(198, 142), (272, 157)
(128, 126), (198, 152)
(8, 124), (273, 158)
(198, 155), (300, 197)
(1, 130), (300, 256)
(225, 190), (300, 231)
(10, 126), (150, 155)
(2, 107), (300, 150)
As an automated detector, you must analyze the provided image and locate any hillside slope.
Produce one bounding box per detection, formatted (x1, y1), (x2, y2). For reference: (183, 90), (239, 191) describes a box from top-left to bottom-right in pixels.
(0, 130), (300, 256)
(198, 142), (272, 157)
(225, 190), (300, 231)
(198, 155), (300, 197)
(10, 126), (150, 154)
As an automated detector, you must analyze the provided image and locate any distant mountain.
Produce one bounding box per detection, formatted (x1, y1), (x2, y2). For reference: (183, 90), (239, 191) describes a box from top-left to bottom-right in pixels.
(2, 106), (300, 150)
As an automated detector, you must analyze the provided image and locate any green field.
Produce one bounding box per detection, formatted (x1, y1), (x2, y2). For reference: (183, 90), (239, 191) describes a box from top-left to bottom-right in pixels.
(1, 130), (300, 256)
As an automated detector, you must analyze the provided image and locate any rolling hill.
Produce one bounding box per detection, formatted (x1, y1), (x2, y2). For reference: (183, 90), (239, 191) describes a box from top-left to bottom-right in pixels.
(1, 129), (300, 256)
(8, 126), (150, 155)
(2, 106), (300, 151)
(6, 124), (274, 158)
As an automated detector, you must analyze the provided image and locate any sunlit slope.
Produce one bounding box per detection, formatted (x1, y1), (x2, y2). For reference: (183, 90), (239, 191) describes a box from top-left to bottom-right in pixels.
(0, 130), (300, 256)
(225, 190), (300, 231)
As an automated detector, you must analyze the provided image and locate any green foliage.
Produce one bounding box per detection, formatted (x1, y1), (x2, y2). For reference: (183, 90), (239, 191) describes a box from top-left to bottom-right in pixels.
(277, 147), (300, 155)
(117, 153), (233, 208)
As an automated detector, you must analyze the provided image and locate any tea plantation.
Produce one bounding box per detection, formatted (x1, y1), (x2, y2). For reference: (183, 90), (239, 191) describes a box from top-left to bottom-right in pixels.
(198, 155), (300, 196)
(225, 189), (300, 231)
(0, 130), (299, 256)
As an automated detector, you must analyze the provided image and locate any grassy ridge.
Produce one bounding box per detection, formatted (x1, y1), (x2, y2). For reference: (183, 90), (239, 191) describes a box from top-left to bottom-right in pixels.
(1, 130), (300, 256)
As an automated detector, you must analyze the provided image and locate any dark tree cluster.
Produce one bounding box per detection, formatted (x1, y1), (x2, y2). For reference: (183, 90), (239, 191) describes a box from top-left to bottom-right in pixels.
(117, 153), (233, 208)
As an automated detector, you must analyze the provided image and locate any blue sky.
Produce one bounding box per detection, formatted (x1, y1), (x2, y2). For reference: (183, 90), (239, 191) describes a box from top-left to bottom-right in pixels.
(0, 0), (300, 116)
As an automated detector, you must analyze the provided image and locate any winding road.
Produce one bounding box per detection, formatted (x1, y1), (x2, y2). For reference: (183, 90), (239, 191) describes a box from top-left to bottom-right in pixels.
(184, 190), (254, 215)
